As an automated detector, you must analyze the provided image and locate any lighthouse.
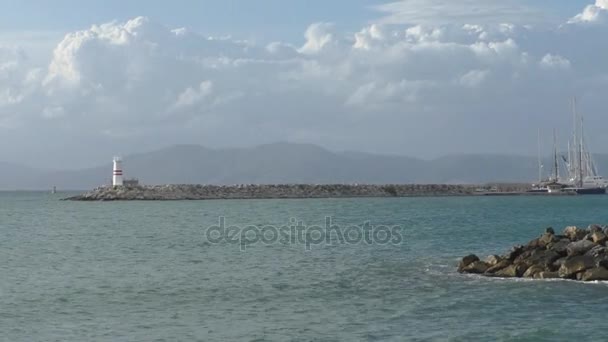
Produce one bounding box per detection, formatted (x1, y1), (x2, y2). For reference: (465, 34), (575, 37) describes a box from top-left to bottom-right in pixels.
(112, 157), (124, 187)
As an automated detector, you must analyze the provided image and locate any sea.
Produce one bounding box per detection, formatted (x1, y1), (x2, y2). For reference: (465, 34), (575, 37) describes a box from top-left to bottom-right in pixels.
(2, 192), (608, 341)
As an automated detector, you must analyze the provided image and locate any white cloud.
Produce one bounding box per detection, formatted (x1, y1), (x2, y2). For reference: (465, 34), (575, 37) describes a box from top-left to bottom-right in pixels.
(540, 54), (571, 70)
(173, 81), (213, 109)
(353, 24), (386, 50)
(569, 0), (608, 23)
(299, 23), (335, 54)
(458, 69), (489, 87)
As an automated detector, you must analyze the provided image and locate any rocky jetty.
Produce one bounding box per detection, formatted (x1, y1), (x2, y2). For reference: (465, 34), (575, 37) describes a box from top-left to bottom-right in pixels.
(65, 184), (482, 201)
(459, 225), (608, 281)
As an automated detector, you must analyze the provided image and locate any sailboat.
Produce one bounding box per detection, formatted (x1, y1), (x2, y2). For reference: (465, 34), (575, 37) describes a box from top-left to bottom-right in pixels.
(529, 129), (567, 193)
(561, 98), (607, 194)
(529, 129), (549, 192)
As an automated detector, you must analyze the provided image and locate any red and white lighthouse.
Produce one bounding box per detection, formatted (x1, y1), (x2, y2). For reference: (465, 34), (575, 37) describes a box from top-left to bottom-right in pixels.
(112, 157), (123, 187)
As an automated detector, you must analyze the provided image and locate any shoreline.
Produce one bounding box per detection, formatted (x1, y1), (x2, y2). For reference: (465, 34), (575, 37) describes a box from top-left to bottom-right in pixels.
(62, 183), (579, 201)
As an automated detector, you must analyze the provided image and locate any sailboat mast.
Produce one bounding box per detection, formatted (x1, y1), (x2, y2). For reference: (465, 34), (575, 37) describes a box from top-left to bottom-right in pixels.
(537, 128), (542, 183)
(572, 97), (581, 186)
(579, 135), (584, 187)
(553, 128), (559, 182)
(567, 140), (573, 178)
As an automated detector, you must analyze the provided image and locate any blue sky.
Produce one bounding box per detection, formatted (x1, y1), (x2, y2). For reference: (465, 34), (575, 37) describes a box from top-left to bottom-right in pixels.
(0, 0), (592, 41)
(0, 0), (383, 41)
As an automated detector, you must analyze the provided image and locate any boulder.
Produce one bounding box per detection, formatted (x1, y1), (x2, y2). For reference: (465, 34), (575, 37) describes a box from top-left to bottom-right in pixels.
(523, 265), (545, 278)
(589, 224), (603, 233)
(581, 267), (608, 281)
(552, 257), (567, 270)
(458, 254), (480, 273)
(526, 238), (541, 249)
(462, 261), (489, 274)
(495, 264), (527, 278)
(591, 231), (608, 244)
(485, 260), (511, 274)
(563, 226), (587, 241)
(514, 249), (560, 269)
(585, 245), (607, 258)
(566, 240), (596, 256)
(504, 245), (524, 261)
(584, 246), (608, 268)
(539, 233), (560, 248)
(547, 239), (570, 256)
(485, 255), (502, 267)
(534, 271), (560, 280)
(558, 255), (595, 279)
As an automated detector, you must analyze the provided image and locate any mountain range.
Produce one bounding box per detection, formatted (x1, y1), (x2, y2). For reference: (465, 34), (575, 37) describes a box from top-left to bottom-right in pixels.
(1, 142), (605, 190)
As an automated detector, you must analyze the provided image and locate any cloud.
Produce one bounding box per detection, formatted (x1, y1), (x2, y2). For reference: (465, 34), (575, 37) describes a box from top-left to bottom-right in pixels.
(173, 81), (213, 109)
(539, 54), (571, 70)
(2, 1), (608, 167)
(569, 0), (608, 23)
(458, 69), (489, 87)
(298, 23), (335, 54)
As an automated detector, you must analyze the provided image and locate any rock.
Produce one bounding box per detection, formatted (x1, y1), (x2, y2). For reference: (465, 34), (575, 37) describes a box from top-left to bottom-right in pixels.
(591, 231), (608, 244)
(552, 257), (567, 270)
(563, 226), (587, 241)
(584, 246), (608, 268)
(462, 261), (489, 274)
(458, 254), (480, 273)
(589, 224), (603, 233)
(534, 271), (560, 279)
(581, 267), (608, 281)
(458, 227), (608, 282)
(485, 260), (511, 274)
(514, 249), (560, 270)
(585, 245), (607, 258)
(523, 265), (545, 278)
(484, 255), (502, 267)
(495, 264), (527, 278)
(505, 245), (525, 261)
(566, 240), (596, 256)
(526, 238), (541, 249)
(558, 255), (595, 279)
(564, 226), (587, 241)
(539, 233), (559, 248)
(547, 239), (570, 256)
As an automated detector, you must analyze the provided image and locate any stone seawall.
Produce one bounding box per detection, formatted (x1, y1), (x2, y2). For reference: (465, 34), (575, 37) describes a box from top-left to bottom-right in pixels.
(64, 184), (512, 201)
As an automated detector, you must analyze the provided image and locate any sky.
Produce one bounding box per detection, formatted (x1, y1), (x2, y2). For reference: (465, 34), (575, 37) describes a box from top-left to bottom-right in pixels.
(0, 0), (607, 169)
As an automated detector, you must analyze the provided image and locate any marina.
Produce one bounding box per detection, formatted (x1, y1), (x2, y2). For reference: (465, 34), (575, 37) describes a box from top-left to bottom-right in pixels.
(531, 99), (607, 195)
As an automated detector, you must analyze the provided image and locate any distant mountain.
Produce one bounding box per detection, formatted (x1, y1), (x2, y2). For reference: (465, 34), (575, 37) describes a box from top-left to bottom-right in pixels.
(3, 142), (608, 190)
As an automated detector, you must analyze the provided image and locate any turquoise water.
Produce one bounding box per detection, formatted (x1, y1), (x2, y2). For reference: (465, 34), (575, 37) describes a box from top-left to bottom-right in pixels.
(2, 193), (608, 341)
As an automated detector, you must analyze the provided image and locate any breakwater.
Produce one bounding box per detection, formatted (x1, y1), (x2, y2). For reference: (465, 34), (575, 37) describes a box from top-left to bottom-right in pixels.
(64, 184), (526, 201)
(459, 225), (608, 281)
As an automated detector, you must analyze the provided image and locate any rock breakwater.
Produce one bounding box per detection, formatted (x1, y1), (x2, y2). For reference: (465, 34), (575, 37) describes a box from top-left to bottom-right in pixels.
(459, 225), (608, 281)
(66, 184), (483, 201)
